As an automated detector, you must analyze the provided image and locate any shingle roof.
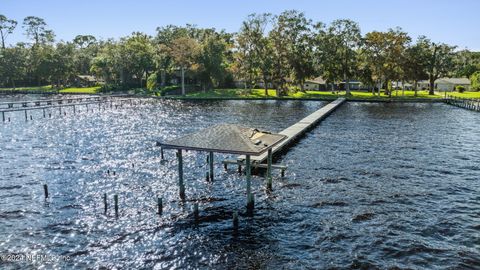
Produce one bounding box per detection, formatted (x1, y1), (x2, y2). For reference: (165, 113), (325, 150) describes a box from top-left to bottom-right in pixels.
(436, 78), (471, 85)
(306, 76), (326, 84)
(159, 124), (287, 155)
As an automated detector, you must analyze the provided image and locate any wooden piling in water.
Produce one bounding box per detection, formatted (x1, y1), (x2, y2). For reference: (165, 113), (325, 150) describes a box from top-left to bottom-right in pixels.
(43, 184), (49, 199)
(209, 152), (214, 181)
(247, 193), (254, 214)
(232, 211), (239, 230)
(267, 148), (273, 190)
(193, 203), (199, 222)
(246, 155), (253, 210)
(24, 110), (27, 121)
(114, 194), (119, 218)
(177, 149), (185, 200)
(157, 197), (163, 215)
(103, 193), (107, 214)
(2, 111), (4, 122)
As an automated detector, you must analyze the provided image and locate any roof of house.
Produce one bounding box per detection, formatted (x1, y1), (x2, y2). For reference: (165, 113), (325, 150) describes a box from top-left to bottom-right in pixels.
(305, 76), (326, 84)
(436, 78), (471, 85)
(159, 124), (287, 155)
(418, 78), (471, 85)
(77, 75), (98, 82)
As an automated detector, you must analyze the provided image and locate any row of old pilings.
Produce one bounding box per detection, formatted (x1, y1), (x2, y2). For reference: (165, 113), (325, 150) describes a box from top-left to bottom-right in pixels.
(1, 98), (135, 123)
(445, 95), (480, 112)
(39, 160), (248, 229)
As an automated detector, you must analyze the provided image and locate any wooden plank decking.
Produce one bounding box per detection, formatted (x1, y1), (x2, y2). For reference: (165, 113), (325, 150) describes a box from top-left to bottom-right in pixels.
(236, 97), (346, 165)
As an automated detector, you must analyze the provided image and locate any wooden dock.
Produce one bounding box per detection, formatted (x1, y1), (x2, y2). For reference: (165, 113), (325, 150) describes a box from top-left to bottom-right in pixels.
(445, 95), (480, 112)
(223, 98), (346, 170)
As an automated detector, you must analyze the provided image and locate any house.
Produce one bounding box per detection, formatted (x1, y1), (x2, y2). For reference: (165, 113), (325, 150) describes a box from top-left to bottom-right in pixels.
(417, 78), (471, 91)
(303, 77), (327, 91)
(339, 80), (363, 90)
(75, 75), (101, 87)
(435, 78), (471, 91)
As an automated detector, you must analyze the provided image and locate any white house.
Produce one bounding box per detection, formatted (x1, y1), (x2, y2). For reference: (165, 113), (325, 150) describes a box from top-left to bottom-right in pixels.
(436, 78), (471, 91)
(418, 78), (471, 91)
(303, 77), (326, 91)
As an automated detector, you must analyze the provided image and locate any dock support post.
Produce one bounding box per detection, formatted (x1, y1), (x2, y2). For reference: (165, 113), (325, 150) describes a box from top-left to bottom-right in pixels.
(43, 184), (49, 199)
(73, 105), (76, 114)
(233, 211), (238, 230)
(246, 155), (254, 211)
(43, 108), (46, 118)
(103, 193), (107, 214)
(157, 197), (163, 215)
(114, 194), (119, 218)
(193, 202), (199, 222)
(177, 149), (185, 200)
(267, 148), (273, 190)
(24, 110), (27, 121)
(209, 152), (214, 181)
(2, 111), (4, 122)
(160, 147), (164, 160)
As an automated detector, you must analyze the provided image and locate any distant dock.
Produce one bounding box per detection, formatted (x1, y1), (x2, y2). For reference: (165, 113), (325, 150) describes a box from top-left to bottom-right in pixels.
(223, 98), (346, 171)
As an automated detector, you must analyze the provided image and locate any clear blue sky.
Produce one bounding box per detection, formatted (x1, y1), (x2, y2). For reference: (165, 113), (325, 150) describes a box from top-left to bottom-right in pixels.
(2, 0), (479, 50)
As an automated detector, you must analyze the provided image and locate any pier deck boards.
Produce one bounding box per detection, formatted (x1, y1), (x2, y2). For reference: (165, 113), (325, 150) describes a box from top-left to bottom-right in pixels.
(236, 98), (346, 165)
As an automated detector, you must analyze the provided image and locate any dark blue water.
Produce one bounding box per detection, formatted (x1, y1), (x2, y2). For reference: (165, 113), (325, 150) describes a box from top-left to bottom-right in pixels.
(0, 98), (479, 269)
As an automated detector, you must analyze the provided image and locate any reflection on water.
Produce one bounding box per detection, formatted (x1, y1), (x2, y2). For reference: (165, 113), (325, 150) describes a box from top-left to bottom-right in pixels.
(0, 97), (479, 269)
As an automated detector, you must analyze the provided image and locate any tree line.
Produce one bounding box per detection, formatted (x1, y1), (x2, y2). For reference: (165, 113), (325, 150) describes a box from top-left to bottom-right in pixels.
(1, 11), (479, 95)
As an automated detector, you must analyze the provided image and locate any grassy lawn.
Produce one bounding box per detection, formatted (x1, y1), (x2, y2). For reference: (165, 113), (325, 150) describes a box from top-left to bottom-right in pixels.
(445, 91), (480, 99)
(0, 85), (101, 94)
(184, 89), (444, 100)
(58, 86), (101, 94)
(0, 85), (56, 91)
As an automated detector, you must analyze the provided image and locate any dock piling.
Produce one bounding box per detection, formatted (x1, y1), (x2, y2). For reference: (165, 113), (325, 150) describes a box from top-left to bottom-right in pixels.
(114, 194), (119, 218)
(157, 197), (163, 215)
(247, 193), (255, 214)
(209, 152), (214, 181)
(267, 148), (273, 190)
(193, 203), (199, 222)
(103, 193), (108, 214)
(246, 155), (253, 209)
(177, 149), (185, 200)
(232, 211), (239, 230)
(43, 184), (49, 199)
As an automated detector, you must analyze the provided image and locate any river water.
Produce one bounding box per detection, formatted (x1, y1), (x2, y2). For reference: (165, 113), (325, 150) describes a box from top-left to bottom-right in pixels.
(0, 97), (479, 269)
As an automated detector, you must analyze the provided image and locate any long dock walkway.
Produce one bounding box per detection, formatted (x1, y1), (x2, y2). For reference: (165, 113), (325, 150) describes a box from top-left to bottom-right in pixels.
(445, 95), (480, 112)
(223, 98), (346, 171)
